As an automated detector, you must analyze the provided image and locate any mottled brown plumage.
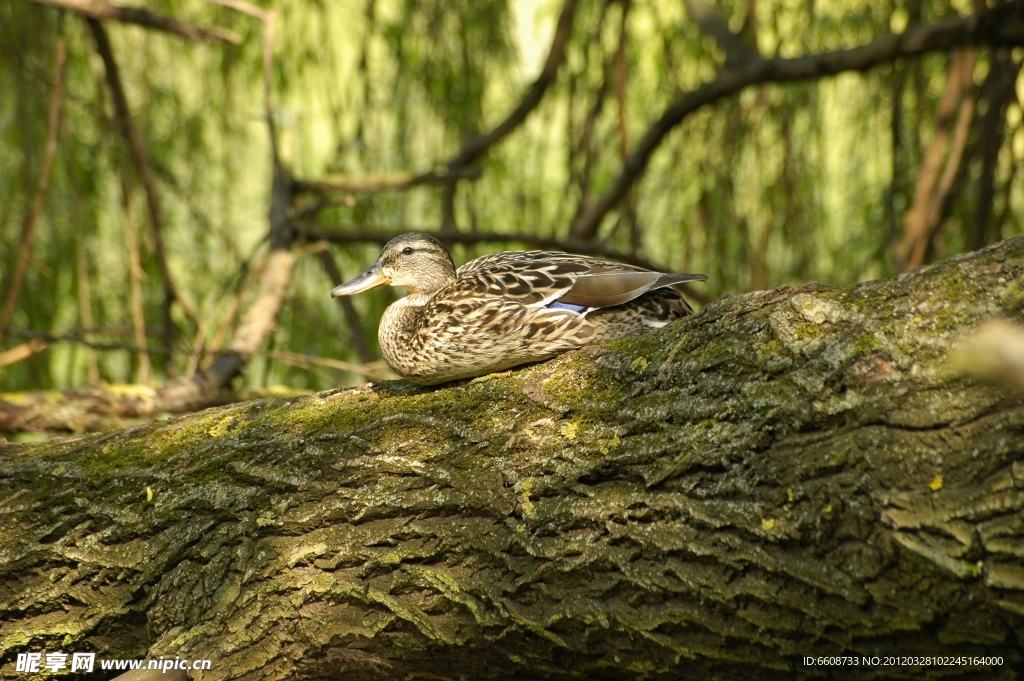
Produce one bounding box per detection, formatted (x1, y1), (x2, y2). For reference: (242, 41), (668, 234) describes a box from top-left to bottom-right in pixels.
(331, 233), (707, 385)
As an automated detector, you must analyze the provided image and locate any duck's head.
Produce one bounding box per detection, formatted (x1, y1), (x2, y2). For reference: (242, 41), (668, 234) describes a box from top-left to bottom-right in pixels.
(331, 233), (457, 299)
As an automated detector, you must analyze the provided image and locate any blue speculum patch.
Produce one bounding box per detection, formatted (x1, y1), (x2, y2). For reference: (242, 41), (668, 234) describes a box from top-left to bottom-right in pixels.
(548, 301), (587, 313)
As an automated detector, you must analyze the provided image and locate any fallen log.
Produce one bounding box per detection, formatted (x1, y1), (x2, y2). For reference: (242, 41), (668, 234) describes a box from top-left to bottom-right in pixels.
(2, 237), (1024, 679)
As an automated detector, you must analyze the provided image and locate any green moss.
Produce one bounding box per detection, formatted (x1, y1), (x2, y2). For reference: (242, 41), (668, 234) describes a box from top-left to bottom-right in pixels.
(605, 333), (662, 357)
(1000, 279), (1024, 318)
(852, 333), (882, 355)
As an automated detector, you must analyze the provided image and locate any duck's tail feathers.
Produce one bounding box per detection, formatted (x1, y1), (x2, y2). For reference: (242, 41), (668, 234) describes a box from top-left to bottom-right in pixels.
(558, 271), (707, 309)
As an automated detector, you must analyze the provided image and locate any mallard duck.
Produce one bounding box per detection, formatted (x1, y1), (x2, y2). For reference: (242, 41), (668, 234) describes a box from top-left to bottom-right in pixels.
(331, 233), (707, 385)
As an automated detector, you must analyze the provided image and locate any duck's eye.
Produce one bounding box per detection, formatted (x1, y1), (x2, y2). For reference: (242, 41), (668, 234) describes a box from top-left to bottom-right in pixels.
(402, 247), (413, 255)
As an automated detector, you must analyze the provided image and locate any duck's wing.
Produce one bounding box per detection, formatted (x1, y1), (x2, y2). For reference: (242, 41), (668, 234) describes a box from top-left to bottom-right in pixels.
(454, 251), (591, 305)
(455, 251), (707, 309)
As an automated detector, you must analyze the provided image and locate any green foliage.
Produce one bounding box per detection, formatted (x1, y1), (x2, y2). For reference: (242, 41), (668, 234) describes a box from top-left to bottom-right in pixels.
(1, 0), (1021, 394)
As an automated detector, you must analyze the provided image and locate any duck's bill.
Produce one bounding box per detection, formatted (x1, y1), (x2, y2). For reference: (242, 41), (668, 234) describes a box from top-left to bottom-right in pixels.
(331, 263), (390, 297)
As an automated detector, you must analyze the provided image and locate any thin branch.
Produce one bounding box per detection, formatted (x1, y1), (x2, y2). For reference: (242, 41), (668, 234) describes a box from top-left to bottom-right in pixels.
(570, 73), (609, 229)
(0, 326), (173, 355)
(317, 250), (375, 364)
(446, 0), (579, 168)
(225, 252), (295, 359)
(0, 326), (388, 389)
(121, 181), (152, 383)
(614, 0), (630, 160)
(745, 0), (759, 53)
(0, 30), (66, 345)
(29, 0), (241, 44)
(88, 19), (198, 346)
(648, 0), (683, 93)
(571, 1), (1024, 240)
(265, 351), (391, 381)
(184, 319), (209, 379)
(886, 63), (907, 246)
(69, 157), (101, 384)
(152, 160), (243, 264)
(204, 244), (295, 387)
(293, 0), (577, 198)
(568, 1), (613, 239)
(896, 49), (976, 271)
(440, 180), (458, 234)
(355, 0), (375, 154)
(0, 339), (49, 369)
(205, 0), (265, 20)
(971, 51), (1021, 250)
(205, 248), (268, 359)
(994, 116), (1022, 243)
(305, 228), (715, 304)
(185, 0), (290, 390)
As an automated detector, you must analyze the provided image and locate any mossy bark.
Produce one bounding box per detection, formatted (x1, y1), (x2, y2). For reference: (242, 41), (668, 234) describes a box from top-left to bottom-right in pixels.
(3, 238), (1024, 680)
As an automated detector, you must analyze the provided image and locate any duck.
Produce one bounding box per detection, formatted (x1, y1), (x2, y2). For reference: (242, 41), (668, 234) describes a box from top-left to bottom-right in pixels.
(331, 233), (707, 385)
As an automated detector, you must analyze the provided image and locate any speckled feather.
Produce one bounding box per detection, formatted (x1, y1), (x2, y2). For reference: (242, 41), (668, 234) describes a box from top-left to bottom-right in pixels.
(332, 234), (706, 385)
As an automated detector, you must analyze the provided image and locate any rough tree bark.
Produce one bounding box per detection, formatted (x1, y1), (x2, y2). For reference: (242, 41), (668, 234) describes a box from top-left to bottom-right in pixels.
(3, 238), (1024, 680)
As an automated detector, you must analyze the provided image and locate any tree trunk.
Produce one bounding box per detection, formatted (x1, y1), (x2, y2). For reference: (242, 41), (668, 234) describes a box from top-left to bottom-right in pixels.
(3, 238), (1024, 680)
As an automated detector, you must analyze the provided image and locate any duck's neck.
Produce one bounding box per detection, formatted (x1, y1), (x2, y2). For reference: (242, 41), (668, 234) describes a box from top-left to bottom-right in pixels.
(401, 292), (434, 307)
(378, 297), (427, 377)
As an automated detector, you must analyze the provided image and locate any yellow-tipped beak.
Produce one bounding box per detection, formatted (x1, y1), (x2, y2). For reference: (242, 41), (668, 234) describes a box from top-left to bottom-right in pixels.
(331, 263), (391, 297)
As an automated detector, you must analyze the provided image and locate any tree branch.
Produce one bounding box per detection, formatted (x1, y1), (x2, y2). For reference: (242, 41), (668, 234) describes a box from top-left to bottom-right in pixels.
(197, 170), (294, 389)
(0, 329), (392, 432)
(28, 0), (241, 44)
(292, 0), (577, 198)
(446, 0), (579, 168)
(0, 326), (177, 356)
(971, 50), (1021, 251)
(70, 167), (102, 385)
(192, 1), (295, 390)
(317, 251), (375, 365)
(265, 350), (391, 381)
(121, 181), (152, 383)
(205, 0), (265, 20)
(200, 251), (295, 389)
(0, 339), (48, 369)
(896, 49), (977, 271)
(571, 1), (1024, 240)
(568, 5), (613, 239)
(89, 18), (198, 357)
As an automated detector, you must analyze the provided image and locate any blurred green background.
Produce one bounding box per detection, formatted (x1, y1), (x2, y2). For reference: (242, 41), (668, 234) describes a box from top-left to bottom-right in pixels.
(1, 0), (1021, 393)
